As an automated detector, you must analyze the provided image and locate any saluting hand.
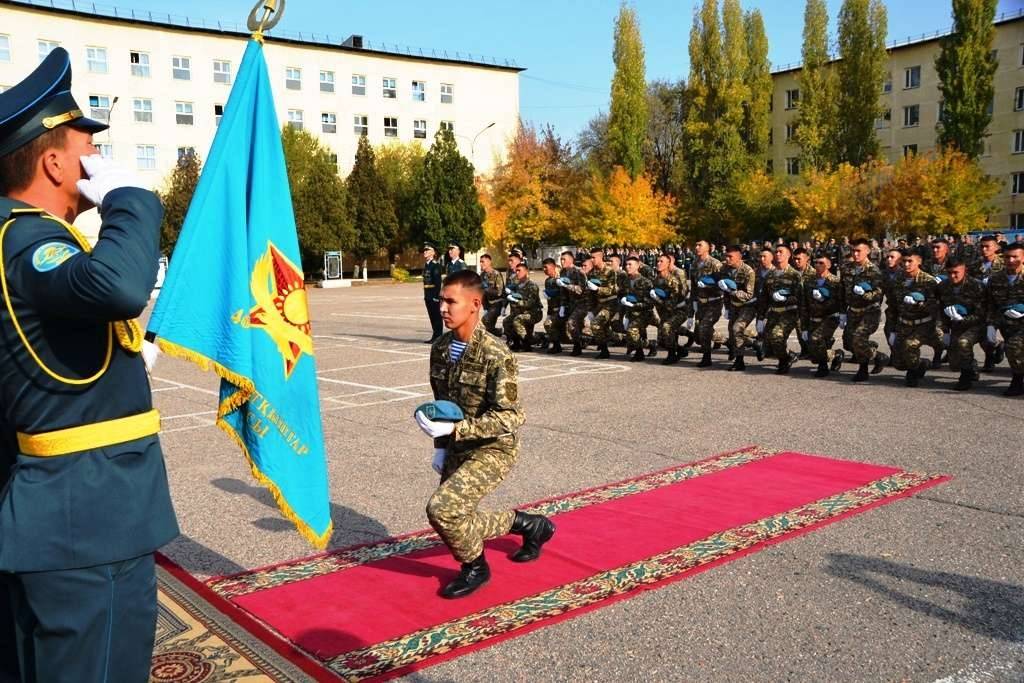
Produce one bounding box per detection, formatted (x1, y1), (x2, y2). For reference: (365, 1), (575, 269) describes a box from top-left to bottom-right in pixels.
(77, 154), (148, 209)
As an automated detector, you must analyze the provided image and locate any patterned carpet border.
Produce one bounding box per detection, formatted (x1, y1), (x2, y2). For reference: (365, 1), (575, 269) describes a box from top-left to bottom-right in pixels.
(325, 469), (949, 681)
(208, 445), (780, 598)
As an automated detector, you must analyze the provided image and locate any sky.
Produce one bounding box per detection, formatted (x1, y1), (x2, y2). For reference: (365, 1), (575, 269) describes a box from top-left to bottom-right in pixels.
(57, 0), (1024, 140)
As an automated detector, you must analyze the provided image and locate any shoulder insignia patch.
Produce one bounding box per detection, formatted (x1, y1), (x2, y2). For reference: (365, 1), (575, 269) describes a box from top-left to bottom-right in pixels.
(31, 242), (80, 272)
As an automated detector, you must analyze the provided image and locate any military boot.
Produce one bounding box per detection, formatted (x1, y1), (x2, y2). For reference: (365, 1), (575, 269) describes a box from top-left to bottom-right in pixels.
(954, 369), (974, 392)
(508, 334), (521, 351)
(440, 554), (491, 599)
(1005, 373), (1024, 397)
(548, 341), (563, 355)
(647, 339), (658, 358)
(754, 339), (766, 361)
(570, 341), (582, 356)
(697, 350), (713, 367)
(830, 350), (845, 373)
(852, 362), (869, 382)
(520, 336), (533, 353)
(982, 348), (995, 372)
(510, 511), (556, 562)
(814, 360), (829, 378)
(872, 352), (888, 374)
(662, 350), (679, 366)
(905, 360), (928, 388)
(538, 336), (549, 351)
(729, 355), (746, 372)
(596, 344), (610, 359)
(630, 347), (645, 362)
(776, 353), (793, 375)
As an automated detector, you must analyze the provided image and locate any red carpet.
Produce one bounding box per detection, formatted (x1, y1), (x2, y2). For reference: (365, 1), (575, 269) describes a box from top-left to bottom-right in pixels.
(207, 446), (949, 681)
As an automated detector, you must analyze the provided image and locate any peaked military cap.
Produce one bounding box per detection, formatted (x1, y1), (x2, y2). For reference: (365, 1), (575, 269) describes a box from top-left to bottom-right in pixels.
(0, 47), (109, 158)
(508, 247), (524, 259)
(422, 241), (438, 252)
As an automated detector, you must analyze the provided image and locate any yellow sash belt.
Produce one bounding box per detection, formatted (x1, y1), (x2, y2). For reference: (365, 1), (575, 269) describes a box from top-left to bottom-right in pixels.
(17, 409), (160, 457)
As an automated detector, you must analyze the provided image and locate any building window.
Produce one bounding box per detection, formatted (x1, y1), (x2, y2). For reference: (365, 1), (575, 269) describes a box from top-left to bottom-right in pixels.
(287, 109), (303, 130)
(1017, 87), (1024, 112)
(0, 35), (10, 62)
(321, 112), (337, 134)
(411, 80), (425, 102)
(440, 83), (454, 104)
(130, 51), (150, 77)
(937, 100), (946, 124)
(86, 46), (107, 74)
(132, 98), (153, 123)
(413, 119), (427, 139)
(177, 147), (196, 161)
(329, 153), (339, 167)
(353, 114), (368, 135)
(904, 65), (921, 89)
(320, 70), (335, 93)
(136, 145), (156, 171)
(1011, 213), (1024, 229)
(765, 159), (773, 174)
(1012, 172), (1024, 195)
(175, 101), (194, 126)
(384, 116), (398, 137)
(96, 143), (113, 159)
(883, 74), (892, 93)
(1015, 130), (1024, 154)
(214, 104), (224, 127)
(875, 108), (892, 130)
(172, 56), (191, 80)
(88, 95), (111, 122)
(440, 120), (455, 133)
(382, 77), (397, 98)
(38, 40), (59, 63)
(903, 104), (920, 127)
(768, 128), (773, 145)
(286, 67), (302, 90)
(351, 74), (366, 96)
(786, 157), (800, 175)
(1020, 43), (1024, 67)
(785, 88), (799, 110)
(213, 60), (231, 85)
(785, 122), (797, 142)
(903, 144), (918, 157)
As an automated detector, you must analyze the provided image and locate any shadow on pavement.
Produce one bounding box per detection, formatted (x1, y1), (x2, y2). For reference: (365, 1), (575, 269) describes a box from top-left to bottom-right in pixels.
(824, 552), (1024, 642)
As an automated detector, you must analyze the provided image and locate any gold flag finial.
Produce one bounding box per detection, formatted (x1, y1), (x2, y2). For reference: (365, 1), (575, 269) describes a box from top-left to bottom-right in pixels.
(247, 0), (285, 43)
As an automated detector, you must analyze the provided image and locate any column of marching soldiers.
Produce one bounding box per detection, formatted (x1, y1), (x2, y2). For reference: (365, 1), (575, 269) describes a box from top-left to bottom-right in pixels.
(474, 236), (1024, 397)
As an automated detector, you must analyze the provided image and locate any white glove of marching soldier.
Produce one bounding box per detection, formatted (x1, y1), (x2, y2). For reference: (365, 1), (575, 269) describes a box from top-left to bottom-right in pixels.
(944, 305), (964, 322)
(696, 279), (706, 289)
(800, 331), (809, 342)
(717, 280), (730, 292)
(838, 314), (848, 329)
(852, 285), (866, 296)
(1006, 309), (1024, 320)
(415, 410), (455, 438)
(649, 289), (658, 300)
(811, 289), (824, 302)
(431, 448), (446, 475)
(888, 332), (897, 347)
(772, 291), (787, 303)
(77, 155), (148, 209)
(586, 280), (599, 291)
(558, 305), (566, 317)
(556, 279), (568, 288)
(902, 295), (917, 306)
(986, 326), (999, 345)
(620, 296), (634, 308)
(504, 287), (513, 294)
(755, 319), (766, 334)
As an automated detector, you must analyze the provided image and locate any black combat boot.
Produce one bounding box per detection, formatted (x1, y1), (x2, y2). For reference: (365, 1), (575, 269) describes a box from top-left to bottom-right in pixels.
(548, 341), (563, 355)
(775, 353), (792, 375)
(814, 360), (829, 378)
(953, 369), (974, 392)
(662, 350), (679, 365)
(754, 339), (766, 362)
(440, 554), (491, 599)
(852, 362), (869, 382)
(729, 355), (746, 371)
(931, 353), (943, 369)
(570, 340), (582, 356)
(830, 350), (845, 373)
(678, 344), (689, 358)
(538, 335), (549, 351)
(508, 334), (521, 351)
(510, 511), (556, 562)
(647, 339), (658, 358)
(982, 348), (995, 372)
(596, 344), (610, 359)
(520, 336), (533, 353)
(905, 360), (928, 388)
(727, 344), (735, 361)
(697, 350), (713, 367)
(872, 352), (888, 374)
(630, 347), (645, 362)
(1005, 373), (1024, 397)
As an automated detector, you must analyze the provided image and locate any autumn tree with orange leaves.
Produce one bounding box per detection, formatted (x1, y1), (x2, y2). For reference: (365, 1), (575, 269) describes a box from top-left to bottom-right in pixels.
(573, 166), (677, 247)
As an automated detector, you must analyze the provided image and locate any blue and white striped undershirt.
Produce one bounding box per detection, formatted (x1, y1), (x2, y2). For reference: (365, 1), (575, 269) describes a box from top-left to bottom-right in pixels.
(449, 340), (468, 363)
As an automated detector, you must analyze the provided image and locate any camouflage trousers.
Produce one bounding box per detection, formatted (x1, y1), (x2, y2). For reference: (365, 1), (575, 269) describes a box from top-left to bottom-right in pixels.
(623, 310), (652, 349)
(482, 303), (504, 335)
(502, 311), (540, 339)
(656, 308), (690, 351)
(566, 302), (591, 342)
(843, 308), (882, 363)
(893, 320), (943, 371)
(695, 300), (722, 351)
(947, 325), (982, 372)
(543, 306), (567, 343)
(1003, 329), (1024, 372)
(589, 303), (616, 344)
(426, 448), (517, 563)
(807, 314), (841, 364)
(765, 311), (799, 360)
(727, 306), (757, 354)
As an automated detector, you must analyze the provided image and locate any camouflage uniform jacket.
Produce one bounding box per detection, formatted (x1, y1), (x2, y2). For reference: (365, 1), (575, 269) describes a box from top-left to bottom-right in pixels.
(481, 269), (505, 307)
(560, 265), (588, 305)
(588, 263), (619, 306)
(970, 255), (1004, 284)
(652, 272), (685, 315)
(542, 275), (562, 311)
(893, 270), (940, 323)
(429, 325), (524, 456)
(690, 257), (723, 302)
(799, 264), (816, 284)
(987, 269), (1024, 335)
(881, 267), (903, 310)
(671, 266), (690, 308)
(622, 274), (654, 313)
(840, 261), (885, 312)
(612, 269), (629, 297)
(722, 262), (756, 310)
(937, 276), (987, 330)
(802, 272), (843, 327)
(753, 268), (771, 308)
(927, 258), (951, 284)
(757, 266), (803, 318)
(508, 278), (542, 320)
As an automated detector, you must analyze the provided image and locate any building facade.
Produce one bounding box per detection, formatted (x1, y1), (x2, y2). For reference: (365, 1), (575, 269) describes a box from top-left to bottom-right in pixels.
(769, 11), (1024, 231)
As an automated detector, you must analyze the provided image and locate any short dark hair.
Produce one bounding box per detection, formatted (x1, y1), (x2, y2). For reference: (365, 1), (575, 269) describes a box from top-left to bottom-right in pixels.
(931, 238), (948, 247)
(515, 262), (529, 273)
(560, 250), (575, 259)
(625, 255), (640, 264)
(0, 126), (69, 196)
(1005, 242), (1024, 254)
(946, 259), (966, 269)
(609, 253), (621, 261)
(793, 247), (809, 257)
(542, 257), (556, 266)
(590, 246), (604, 255)
(760, 247), (774, 255)
(980, 235), (998, 244)
(480, 253), (492, 262)
(850, 238), (871, 248)
(726, 245), (743, 254)
(442, 270), (483, 296)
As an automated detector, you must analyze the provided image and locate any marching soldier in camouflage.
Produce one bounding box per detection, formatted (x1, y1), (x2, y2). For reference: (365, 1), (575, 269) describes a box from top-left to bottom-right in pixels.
(479, 254), (505, 336)
(618, 256), (654, 361)
(972, 236), (1006, 372)
(651, 254), (689, 365)
(585, 247), (619, 359)
(792, 248), (816, 358)
(539, 257), (565, 353)
(720, 246), (757, 371)
(937, 260), (987, 391)
(802, 254), (844, 377)
(891, 252), (941, 387)
(502, 262), (543, 351)
(417, 270), (555, 599)
(986, 242), (1024, 396)
(881, 248), (904, 364)
(926, 238), (953, 368)
(751, 247), (774, 361)
(690, 239), (724, 367)
(608, 253), (630, 338)
(565, 252), (592, 356)
(757, 245), (803, 374)
(841, 238), (888, 382)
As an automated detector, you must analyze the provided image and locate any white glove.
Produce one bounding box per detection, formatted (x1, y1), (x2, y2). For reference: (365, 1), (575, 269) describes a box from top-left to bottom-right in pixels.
(852, 285), (866, 296)
(556, 279), (568, 288)
(696, 279), (707, 289)
(558, 305), (566, 317)
(620, 297), (634, 308)
(649, 288), (658, 299)
(692, 301), (699, 314)
(431, 448), (446, 474)
(142, 339), (160, 373)
(811, 289), (824, 302)
(77, 154), (147, 208)
(982, 277), (990, 286)
(755, 319), (766, 334)
(414, 410), (455, 438)
(504, 287), (512, 294)
(838, 314), (848, 329)
(772, 291), (787, 302)
(944, 305), (963, 322)
(801, 331), (809, 342)
(888, 332), (897, 346)
(717, 280), (730, 292)
(724, 309), (732, 321)
(623, 314), (630, 328)
(1006, 309), (1024, 320)
(903, 295), (917, 306)
(987, 326), (998, 345)
(586, 280), (599, 291)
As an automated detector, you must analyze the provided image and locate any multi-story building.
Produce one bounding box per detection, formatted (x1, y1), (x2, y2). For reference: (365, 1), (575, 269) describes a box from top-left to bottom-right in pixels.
(769, 9), (1024, 231)
(0, 0), (522, 202)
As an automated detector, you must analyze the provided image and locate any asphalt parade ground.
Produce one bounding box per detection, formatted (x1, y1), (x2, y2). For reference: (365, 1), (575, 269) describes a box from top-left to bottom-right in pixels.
(149, 280), (1023, 683)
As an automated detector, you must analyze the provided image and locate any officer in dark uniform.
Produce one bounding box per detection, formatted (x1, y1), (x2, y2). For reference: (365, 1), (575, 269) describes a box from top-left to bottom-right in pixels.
(0, 48), (179, 681)
(423, 242), (444, 342)
(445, 242), (466, 275)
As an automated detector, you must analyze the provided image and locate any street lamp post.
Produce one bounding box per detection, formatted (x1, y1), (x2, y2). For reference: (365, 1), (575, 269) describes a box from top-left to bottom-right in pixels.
(456, 121), (496, 167)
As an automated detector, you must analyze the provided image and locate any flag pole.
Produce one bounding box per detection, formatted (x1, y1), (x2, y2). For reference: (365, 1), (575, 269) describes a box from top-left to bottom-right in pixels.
(247, 0), (285, 43)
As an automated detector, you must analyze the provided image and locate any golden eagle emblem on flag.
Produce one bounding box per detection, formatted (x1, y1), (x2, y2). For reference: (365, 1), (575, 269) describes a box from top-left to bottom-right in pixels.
(247, 241), (314, 379)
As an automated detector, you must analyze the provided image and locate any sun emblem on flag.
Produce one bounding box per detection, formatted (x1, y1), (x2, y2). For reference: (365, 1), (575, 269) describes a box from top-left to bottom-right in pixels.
(248, 241), (314, 379)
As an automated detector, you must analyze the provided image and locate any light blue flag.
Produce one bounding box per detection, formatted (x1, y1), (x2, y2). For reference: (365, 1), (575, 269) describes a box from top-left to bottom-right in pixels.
(148, 39), (332, 549)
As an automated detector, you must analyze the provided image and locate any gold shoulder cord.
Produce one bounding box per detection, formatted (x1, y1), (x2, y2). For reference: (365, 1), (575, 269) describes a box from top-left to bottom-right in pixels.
(0, 211), (143, 386)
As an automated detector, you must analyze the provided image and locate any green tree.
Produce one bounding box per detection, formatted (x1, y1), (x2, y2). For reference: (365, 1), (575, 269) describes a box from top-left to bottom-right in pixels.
(375, 141), (426, 254)
(743, 9), (772, 160)
(835, 0), (888, 166)
(935, 0), (998, 158)
(411, 129), (485, 251)
(795, 0), (839, 170)
(607, 3), (648, 179)
(281, 125), (352, 275)
(157, 150), (200, 255)
(346, 135), (398, 268)
(645, 79), (687, 196)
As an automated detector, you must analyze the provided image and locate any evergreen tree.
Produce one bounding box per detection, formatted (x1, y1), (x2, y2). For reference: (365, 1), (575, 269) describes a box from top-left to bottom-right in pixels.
(375, 141), (426, 254)
(158, 150), (200, 255)
(346, 135), (399, 267)
(411, 129), (485, 251)
(607, 2), (648, 179)
(743, 9), (772, 161)
(835, 0), (888, 166)
(935, 0), (998, 158)
(795, 0), (839, 170)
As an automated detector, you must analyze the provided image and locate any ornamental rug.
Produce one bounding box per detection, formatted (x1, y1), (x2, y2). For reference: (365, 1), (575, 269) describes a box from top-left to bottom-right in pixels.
(205, 446), (950, 682)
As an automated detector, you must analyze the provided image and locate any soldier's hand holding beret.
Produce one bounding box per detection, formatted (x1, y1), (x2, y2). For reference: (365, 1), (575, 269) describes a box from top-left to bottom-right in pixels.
(772, 290), (787, 302)
(620, 296), (634, 308)
(415, 410), (455, 438)
(944, 305), (964, 322)
(586, 279), (600, 291)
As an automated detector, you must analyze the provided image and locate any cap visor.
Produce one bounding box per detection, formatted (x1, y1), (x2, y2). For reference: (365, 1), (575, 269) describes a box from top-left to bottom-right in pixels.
(70, 117), (110, 134)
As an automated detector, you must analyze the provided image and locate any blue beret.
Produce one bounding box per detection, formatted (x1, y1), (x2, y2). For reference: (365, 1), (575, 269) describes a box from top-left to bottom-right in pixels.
(699, 275), (717, 286)
(953, 303), (969, 316)
(1008, 303), (1024, 314)
(910, 291), (926, 302)
(720, 278), (737, 291)
(625, 293), (638, 304)
(934, 273), (949, 283)
(507, 291), (523, 302)
(415, 400), (464, 422)
(588, 278), (603, 287)
(855, 282), (873, 292)
(777, 288), (790, 297)
(557, 276), (571, 286)
(815, 287), (831, 299)
(653, 287), (668, 300)
(0, 47), (108, 157)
